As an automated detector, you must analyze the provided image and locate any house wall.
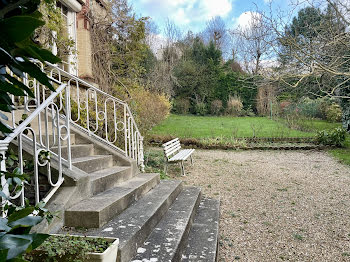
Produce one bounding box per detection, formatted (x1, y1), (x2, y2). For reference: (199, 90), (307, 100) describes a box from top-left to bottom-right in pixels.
(76, 0), (106, 81)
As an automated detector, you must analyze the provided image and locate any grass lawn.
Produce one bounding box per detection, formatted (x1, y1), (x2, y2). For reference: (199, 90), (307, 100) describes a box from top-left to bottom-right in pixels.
(150, 114), (340, 139)
(329, 137), (350, 165)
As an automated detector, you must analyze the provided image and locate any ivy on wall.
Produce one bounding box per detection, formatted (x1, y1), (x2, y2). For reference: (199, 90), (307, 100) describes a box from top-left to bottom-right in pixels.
(36, 0), (76, 60)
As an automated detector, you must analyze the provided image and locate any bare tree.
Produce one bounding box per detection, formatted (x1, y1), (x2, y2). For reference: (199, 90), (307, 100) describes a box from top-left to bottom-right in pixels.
(202, 16), (229, 56)
(262, 0), (350, 98)
(164, 18), (182, 45)
(259, 0), (350, 129)
(231, 11), (274, 75)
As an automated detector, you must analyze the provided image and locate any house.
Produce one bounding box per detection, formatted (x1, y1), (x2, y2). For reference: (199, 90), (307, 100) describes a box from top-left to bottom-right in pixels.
(53, 0), (106, 80)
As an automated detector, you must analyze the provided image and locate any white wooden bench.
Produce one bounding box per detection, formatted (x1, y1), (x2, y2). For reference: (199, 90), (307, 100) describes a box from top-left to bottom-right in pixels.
(162, 138), (195, 176)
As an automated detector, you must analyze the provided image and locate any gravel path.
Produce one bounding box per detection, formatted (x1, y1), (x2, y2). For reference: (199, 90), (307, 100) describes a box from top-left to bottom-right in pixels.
(178, 149), (350, 262)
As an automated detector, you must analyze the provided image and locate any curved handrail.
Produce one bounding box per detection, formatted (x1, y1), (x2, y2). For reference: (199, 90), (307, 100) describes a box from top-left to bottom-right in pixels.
(2, 83), (67, 143)
(46, 62), (126, 105)
(0, 77), (69, 206)
(42, 62), (144, 171)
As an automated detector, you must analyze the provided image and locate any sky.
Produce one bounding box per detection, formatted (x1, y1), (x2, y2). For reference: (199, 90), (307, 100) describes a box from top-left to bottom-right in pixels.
(129, 0), (292, 36)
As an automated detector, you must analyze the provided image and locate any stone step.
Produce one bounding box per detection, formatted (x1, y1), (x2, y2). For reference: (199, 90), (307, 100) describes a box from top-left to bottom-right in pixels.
(181, 198), (220, 262)
(65, 173), (160, 228)
(131, 186), (201, 262)
(69, 180), (183, 262)
(89, 166), (133, 195)
(71, 155), (113, 173)
(52, 143), (94, 159)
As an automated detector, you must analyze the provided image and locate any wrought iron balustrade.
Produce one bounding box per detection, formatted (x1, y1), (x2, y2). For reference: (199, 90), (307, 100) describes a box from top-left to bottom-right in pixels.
(0, 80), (70, 206)
(0, 61), (144, 207)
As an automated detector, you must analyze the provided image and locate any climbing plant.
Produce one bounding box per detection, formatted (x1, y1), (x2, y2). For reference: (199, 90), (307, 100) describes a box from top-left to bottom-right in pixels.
(36, 0), (76, 60)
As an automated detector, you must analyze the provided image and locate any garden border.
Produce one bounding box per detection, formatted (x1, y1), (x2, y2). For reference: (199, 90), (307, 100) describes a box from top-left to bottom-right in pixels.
(147, 135), (329, 151)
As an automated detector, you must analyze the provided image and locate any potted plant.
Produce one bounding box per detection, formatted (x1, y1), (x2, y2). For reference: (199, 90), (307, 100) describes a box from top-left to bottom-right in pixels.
(24, 234), (119, 262)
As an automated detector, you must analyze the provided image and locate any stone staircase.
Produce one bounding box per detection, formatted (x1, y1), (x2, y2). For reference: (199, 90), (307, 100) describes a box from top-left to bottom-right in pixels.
(2, 63), (220, 261)
(51, 125), (220, 262)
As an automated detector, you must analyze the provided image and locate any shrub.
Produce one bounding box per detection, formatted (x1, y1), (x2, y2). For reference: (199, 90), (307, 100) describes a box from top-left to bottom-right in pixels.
(280, 101), (291, 113)
(325, 103), (342, 122)
(315, 127), (346, 147)
(173, 98), (190, 114)
(297, 97), (323, 118)
(128, 87), (171, 133)
(226, 95), (243, 116)
(241, 106), (255, 117)
(211, 99), (223, 115)
(256, 83), (276, 116)
(194, 102), (207, 116)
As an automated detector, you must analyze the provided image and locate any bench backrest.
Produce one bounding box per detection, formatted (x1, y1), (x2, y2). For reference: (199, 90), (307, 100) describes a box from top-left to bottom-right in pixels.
(162, 138), (181, 160)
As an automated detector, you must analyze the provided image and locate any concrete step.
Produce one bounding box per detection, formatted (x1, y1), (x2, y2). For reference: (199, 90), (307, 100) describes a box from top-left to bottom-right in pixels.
(181, 198), (220, 262)
(84, 180), (183, 262)
(89, 166), (133, 195)
(131, 186), (201, 262)
(65, 173), (160, 228)
(52, 144), (94, 159)
(71, 155), (113, 173)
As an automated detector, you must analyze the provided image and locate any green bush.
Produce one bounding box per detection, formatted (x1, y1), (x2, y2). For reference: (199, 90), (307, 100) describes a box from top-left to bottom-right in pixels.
(325, 103), (342, 122)
(173, 98), (190, 114)
(315, 127), (346, 147)
(296, 97), (323, 118)
(240, 105), (255, 117)
(194, 102), (207, 116)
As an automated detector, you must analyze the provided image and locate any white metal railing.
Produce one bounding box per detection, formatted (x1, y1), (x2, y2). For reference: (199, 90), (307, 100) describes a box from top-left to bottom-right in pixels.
(43, 62), (145, 171)
(0, 77), (70, 206)
(1, 61), (144, 207)
(1, 61), (145, 206)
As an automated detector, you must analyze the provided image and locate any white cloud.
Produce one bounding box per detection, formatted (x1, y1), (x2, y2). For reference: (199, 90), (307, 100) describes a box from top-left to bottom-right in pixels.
(135, 0), (233, 26)
(234, 11), (262, 29)
(197, 0), (232, 19)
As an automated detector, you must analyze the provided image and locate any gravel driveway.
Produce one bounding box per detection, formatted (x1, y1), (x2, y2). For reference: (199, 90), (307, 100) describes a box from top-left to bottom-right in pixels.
(178, 149), (350, 262)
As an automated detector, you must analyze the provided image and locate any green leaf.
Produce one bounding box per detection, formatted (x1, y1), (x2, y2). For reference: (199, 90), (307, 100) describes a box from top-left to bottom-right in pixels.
(0, 218), (11, 232)
(0, 91), (14, 105)
(13, 177), (22, 185)
(29, 46), (60, 63)
(16, 43), (60, 64)
(0, 112), (8, 121)
(0, 249), (8, 261)
(12, 168), (21, 176)
(7, 207), (35, 224)
(0, 234), (33, 260)
(16, 60), (54, 91)
(0, 191), (8, 200)
(0, 48), (14, 64)
(30, 233), (49, 250)
(7, 65), (24, 79)
(9, 216), (42, 229)
(9, 257), (28, 262)
(4, 74), (35, 98)
(0, 16), (44, 43)
(0, 82), (26, 96)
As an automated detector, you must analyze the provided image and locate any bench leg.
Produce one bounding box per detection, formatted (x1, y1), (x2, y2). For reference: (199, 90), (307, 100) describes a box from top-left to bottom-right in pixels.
(181, 161), (185, 176)
(190, 155), (193, 165)
(164, 162), (168, 175)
